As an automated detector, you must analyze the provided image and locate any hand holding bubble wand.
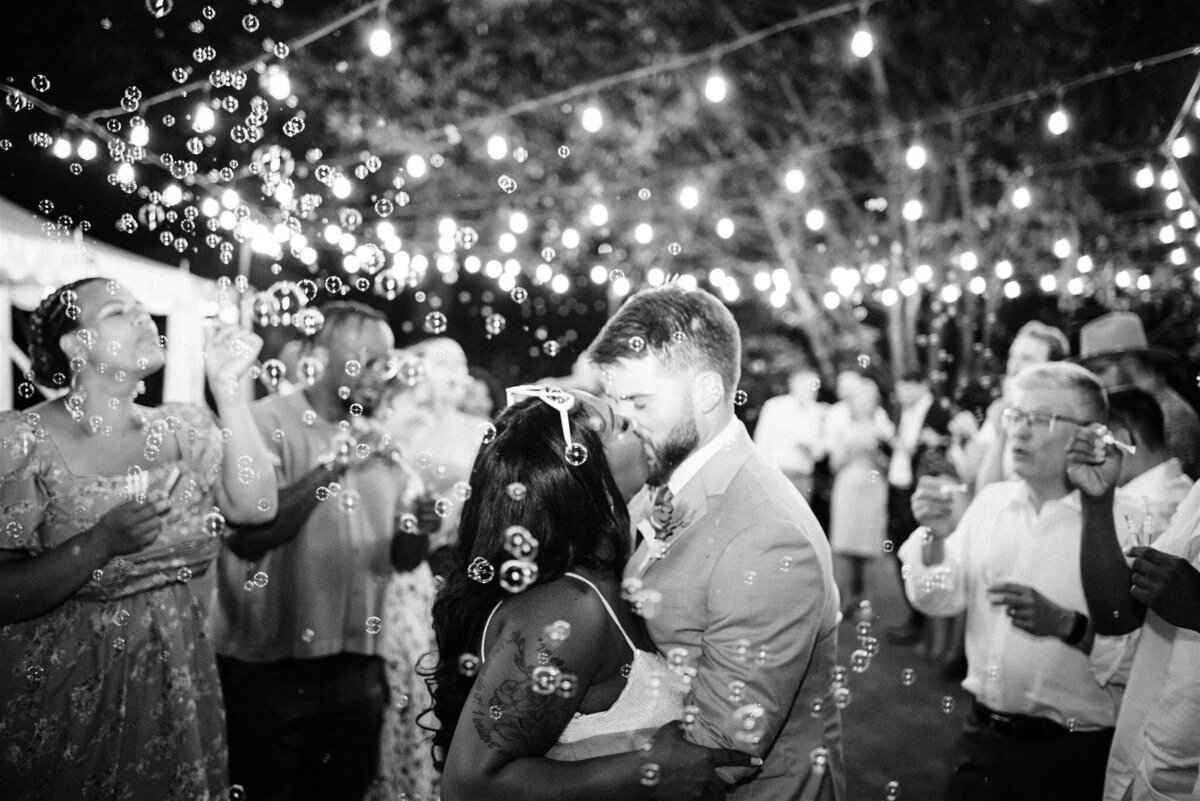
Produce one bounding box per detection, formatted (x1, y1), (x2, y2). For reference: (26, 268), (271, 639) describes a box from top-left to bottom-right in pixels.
(1123, 495), (1156, 550)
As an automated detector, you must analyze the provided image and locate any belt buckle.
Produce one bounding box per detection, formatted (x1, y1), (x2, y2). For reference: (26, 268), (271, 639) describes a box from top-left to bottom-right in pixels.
(987, 711), (1016, 736)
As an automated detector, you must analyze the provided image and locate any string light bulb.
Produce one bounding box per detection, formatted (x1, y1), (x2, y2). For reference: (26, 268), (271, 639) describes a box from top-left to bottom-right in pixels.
(704, 71), (728, 103)
(1047, 106), (1069, 136)
(192, 103), (215, 133)
(1011, 185), (1032, 209)
(486, 134), (508, 161)
(368, 1), (392, 57)
(850, 26), (874, 58)
(679, 186), (700, 210)
(368, 26), (392, 57)
(1134, 165), (1155, 189)
(905, 144), (927, 170)
(785, 169), (806, 193)
(405, 154), (427, 178)
(581, 105), (603, 133)
(1172, 136), (1191, 159)
(264, 65), (291, 100)
(901, 199), (923, 221)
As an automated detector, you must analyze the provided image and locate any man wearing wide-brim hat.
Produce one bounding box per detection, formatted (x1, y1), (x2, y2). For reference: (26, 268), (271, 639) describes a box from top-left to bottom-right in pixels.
(1074, 312), (1200, 479)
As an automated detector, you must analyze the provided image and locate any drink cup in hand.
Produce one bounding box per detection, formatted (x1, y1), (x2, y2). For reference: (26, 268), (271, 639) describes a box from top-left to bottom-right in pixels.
(911, 475), (966, 539)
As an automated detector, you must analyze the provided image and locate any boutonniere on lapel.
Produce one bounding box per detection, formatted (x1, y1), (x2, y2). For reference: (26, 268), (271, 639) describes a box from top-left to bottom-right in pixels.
(639, 486), (696, 569)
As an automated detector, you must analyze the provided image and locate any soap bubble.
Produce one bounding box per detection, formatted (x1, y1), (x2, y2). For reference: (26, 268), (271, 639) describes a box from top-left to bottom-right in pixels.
(564, 442), (588, 466)
(424, 311), (448, 335)
(498, 559), (538, 593)
(365, 616), (382, 634)
(467, 556), (494, 584)
(503, 525), (539, 559)
(458, 653), (480, 676)
(485, 314), (506, 336)
(146, 0), (173, 19)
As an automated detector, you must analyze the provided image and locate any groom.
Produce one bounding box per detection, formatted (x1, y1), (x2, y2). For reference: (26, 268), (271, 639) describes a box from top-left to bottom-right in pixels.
(588, 284), (845, 800)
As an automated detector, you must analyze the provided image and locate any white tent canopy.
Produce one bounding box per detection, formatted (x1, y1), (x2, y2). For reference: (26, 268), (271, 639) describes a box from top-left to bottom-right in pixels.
(0, 195), (222, 409)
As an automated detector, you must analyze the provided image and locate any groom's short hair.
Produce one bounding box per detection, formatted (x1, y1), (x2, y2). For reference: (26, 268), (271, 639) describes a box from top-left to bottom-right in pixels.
(586, 283), (741, 398)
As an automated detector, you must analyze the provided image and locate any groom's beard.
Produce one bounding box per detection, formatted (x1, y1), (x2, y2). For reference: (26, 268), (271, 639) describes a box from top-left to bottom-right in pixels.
(643, 415), (700, 487)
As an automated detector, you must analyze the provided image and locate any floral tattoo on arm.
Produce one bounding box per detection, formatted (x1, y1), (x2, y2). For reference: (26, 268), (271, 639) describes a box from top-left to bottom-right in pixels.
(472, 629), (574, 756)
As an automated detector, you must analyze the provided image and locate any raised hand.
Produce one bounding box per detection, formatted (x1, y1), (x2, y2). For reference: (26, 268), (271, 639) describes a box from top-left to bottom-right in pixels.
(1127, 546), (1200, 632)
(93, 493), (171, 558)
(204, 323), (265, 392)
(1065, 424), (1123, 497)
(645, 722), (761, 801)
(910, 475), (961, 539)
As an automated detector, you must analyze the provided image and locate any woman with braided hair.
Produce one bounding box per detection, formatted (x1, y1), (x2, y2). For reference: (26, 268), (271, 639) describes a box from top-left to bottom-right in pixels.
(0, 278), (276, 800)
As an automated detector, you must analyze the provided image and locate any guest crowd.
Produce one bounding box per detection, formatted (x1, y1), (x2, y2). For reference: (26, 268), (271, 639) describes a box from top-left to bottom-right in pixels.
(1, 276), (1198, 801)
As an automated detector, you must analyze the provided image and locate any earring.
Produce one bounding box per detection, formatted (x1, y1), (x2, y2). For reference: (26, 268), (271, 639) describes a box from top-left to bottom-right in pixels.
(65, 370), (86, 422)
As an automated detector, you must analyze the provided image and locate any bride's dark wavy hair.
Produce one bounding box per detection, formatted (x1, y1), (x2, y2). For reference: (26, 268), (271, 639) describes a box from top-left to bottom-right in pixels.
(419, 393), (631, 769)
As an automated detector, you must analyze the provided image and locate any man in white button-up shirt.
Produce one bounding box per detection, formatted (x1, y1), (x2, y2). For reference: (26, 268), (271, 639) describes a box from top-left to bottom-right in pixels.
(899, 362), (1133, 801)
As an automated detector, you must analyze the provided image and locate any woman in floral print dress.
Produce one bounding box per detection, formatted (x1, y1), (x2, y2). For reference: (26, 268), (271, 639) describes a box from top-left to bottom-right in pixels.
(0, 279), (275, 801)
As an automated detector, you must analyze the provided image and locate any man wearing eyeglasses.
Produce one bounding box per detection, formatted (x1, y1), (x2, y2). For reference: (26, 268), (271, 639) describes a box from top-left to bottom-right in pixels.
(588, 284), (844, 801)
(899, 361), (1136, 801)
(214, 301), (436, 801)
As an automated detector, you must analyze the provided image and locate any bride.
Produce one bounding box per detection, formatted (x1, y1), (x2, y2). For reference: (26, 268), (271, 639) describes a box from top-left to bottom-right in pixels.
(424, 386), (758, 800)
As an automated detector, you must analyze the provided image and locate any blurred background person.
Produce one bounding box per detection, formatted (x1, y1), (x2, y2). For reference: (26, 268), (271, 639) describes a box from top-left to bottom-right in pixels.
(0, 278), (276, 801)
(1076, 311), (1200, 479)
(1107, 387), (1194, 539)
(826, 369), (895, 614)
(460, 365), (502, 420)
(215, 301), (431, 801)
(961, 321), (1070, 493)
(753, 363), (828, 507)
(886, 371), (952, 646)
(383, 338), (490, 566)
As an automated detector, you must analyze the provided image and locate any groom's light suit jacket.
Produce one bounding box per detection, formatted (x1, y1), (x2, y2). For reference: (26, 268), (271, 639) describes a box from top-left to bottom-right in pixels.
(626, 422), (845, 801)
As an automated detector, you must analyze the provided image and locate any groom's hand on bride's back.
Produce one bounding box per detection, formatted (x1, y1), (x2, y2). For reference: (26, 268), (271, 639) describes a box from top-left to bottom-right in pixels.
(646, 722), (762, 800)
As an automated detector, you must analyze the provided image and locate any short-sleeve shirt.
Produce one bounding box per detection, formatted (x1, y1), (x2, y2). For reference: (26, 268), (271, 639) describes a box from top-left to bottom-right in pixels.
(214, 391), (418, 662)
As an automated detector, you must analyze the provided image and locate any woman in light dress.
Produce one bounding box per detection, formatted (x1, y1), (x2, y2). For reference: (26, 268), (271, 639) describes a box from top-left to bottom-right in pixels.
(0, 278), (275, 801)
(826, 370), (895, 613)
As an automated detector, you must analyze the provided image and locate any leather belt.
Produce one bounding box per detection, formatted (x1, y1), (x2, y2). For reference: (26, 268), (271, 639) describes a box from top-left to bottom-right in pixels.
(971, 701), (1100, 740)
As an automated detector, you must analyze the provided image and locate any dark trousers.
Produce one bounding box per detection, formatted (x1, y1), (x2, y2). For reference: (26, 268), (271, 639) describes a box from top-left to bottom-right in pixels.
(887, 485), (923, 627)
(944, 701), (1114, 801)
(218, 653), (388, 801)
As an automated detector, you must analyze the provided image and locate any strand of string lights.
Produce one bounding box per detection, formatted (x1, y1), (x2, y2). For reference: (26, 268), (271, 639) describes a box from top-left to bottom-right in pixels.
(415, 0), (888, 140)
(3, 41), (1191, 228)
(5, 13), (1199, 289)
(1162, 66), (1200, 219)
(82, 1), (379, 121)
